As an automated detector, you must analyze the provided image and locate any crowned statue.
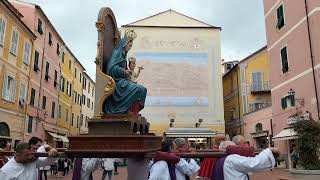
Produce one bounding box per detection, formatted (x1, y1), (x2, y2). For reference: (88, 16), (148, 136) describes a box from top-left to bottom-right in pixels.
(103, 29), (147, 114)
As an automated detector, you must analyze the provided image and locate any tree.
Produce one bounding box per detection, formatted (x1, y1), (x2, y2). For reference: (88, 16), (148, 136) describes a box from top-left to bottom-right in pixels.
(293, 117), (320, 170)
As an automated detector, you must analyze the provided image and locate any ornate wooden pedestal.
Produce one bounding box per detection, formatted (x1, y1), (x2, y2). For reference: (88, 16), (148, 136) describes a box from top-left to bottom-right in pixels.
(66, 114), (162, 158)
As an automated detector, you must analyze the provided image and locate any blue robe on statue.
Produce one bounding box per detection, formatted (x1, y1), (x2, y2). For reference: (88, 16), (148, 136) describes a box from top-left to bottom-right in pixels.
(104, 37), (147, 114)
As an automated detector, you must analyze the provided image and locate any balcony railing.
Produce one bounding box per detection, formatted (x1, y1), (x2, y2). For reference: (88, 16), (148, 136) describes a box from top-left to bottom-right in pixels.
(250, 82), (271, 93)
(248, 102), (272, 113)
(287, 112), (311, 125)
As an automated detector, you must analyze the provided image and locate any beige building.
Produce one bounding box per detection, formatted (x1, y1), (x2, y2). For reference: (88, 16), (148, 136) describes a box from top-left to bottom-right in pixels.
(121, 10), (224, 140)
(81, 71), (94, 133)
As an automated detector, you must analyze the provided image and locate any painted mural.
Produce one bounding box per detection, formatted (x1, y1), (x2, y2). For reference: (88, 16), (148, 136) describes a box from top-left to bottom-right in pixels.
(135, 52), (209, 108)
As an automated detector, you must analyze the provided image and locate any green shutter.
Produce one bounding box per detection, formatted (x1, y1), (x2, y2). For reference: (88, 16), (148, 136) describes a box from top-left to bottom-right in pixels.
(277, 5), (285, 29)
(290, 95), (295, 106)
(281, 97), (287, 109)
(281, 47), (289, 73)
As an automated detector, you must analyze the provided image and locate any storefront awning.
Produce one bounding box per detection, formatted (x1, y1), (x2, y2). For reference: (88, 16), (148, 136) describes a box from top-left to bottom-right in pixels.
(165, 128), (216, 138)
(48, 132), (69, 143)
(272, 128), (297, 141)
(251, 131), (268, 138)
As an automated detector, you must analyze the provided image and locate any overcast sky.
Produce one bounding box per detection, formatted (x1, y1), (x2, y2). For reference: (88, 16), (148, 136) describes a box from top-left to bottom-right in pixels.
(22, 0), (266, 80)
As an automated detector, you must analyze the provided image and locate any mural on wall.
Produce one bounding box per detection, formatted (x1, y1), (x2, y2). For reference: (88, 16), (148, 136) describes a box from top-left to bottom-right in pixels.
(135, 52), (209, 108)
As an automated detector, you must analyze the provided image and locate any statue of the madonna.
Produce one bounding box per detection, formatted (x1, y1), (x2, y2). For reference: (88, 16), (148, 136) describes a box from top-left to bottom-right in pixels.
(104, 30), (147, 114)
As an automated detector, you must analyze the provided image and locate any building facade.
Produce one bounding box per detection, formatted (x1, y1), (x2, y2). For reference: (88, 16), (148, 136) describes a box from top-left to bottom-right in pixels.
(263, 0), (320, 168)
(72, 54), (85, 134)
(239, 46), (272, 150)
(121, 10), (225, 138)
(0, 0), (36, 149)
(223, 65), (242, 137)
(11, 1), (69, 147)
(81, 71), (94, 134)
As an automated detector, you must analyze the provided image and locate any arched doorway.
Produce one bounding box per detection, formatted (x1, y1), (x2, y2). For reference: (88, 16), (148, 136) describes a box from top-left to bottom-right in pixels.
(0, 122), (11, 148)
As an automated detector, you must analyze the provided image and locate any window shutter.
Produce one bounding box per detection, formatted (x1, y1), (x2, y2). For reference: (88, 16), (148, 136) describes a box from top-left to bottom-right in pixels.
(2, 75), (7, 100)
(281, 97), (286, 109)
(0, 19), (5, 45)
(12, 80), (16, 102)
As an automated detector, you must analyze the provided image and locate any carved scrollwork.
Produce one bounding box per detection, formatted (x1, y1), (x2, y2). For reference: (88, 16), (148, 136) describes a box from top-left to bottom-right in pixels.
(96, 21), (106, 32)
(104, 74), (116, 96)
(95, 41), (103, 68)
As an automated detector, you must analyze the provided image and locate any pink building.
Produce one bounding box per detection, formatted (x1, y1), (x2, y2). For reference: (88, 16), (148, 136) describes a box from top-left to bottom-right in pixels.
(11, 1), (67, 145)
(263, 0), (320, 168)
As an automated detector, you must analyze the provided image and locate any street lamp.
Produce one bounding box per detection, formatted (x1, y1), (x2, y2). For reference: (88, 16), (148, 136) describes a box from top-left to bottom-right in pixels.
(288, 88), (305, 106)
(170, 118), (175, 127)
(195, 118), (203, 128)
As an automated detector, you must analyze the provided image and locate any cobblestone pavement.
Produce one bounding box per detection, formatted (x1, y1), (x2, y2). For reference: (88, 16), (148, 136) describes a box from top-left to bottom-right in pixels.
(47, 167), (320, 180)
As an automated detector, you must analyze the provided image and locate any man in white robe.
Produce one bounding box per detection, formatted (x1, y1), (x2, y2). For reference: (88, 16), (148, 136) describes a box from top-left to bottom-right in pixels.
(148, 139), (200, 180)
(72, 158), (102, 180)
(0, 142), (57, 180)
(223, 148), (277, 180)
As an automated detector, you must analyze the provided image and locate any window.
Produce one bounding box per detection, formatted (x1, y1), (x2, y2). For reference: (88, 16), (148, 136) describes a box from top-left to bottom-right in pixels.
(66, 81), (69, 95)
(71, 113), (74, 127)
(45, 62), (50, 81)
(58, 104), (62, 118)
(83, 77), (87, 90)
(82, 95), (86, 105)
(66, 109), (69, 122)
(276, 4), (285, 29)
(27, 116), (33, 133)
(37, 18), (43, 34)
(42, 96), (47, 110)
(92, 87), (94, 97)
(60, 76), (65, 92)
(281, 94), (295, 109)
(91, 102), (93, 110)
(68, 84), (72, 97)
(74, 91), (77, 103)
(23, 41), (31, 64)
(87, 98), (90, 108)
(80, 73), (82, 83)
(281, 46), (289, 73)
(51, 101), (55, 118)
(77, 116), (80, 128)
(88, 83), (90, 93)
(68, 60), (71, 70)
(251, 72), (262, 91)
(62, 52), (65, 63)
(74, 68), (77, 78)
(54, 70), (58, 87)
(48, 32), (52, 46)
(226, 63), (233, 70)
(30, 88), (36, 106)
(2, 75), (16, 102)
(0, 18), (6, 46)
(10, 30), (19, 55)
(77, 94), (81, 104)
(56, 43), (60, 55)
(33, 51), (40, 72)
(19, 82), (26, 107)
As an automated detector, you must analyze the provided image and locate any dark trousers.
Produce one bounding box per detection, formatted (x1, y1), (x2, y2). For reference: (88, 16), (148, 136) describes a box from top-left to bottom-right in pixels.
(39, 170), (47, 180)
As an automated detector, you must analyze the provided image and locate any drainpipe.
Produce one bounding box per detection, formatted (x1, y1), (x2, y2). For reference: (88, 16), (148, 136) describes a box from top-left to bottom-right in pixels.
(236, 68), (242, 134)
(305, 0), (320, 120)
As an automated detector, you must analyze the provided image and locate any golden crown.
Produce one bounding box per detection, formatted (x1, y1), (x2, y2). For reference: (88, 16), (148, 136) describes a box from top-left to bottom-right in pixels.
(125, 29), (137, 40)
(128, 57), (136, 63)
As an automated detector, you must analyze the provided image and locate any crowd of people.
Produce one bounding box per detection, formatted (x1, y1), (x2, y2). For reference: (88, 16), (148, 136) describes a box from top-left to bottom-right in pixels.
(0, 135), (280, 180)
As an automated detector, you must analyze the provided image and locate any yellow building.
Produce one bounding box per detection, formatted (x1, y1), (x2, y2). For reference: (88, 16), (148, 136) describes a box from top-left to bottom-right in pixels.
(121, 10), (225, 139)
(58, 47), (73, 135)
(0, 0), (36, 149)
(223, 46), (271, 138)
(72, 53), (85, 134)
(239, 46), (271, 114)
(223, 65), (242, 137)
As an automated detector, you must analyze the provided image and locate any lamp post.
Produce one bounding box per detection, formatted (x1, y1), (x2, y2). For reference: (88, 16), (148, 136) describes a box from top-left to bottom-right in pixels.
(288, 88), (305, 109)
(170, 118), (175, 127)
(195, 118), (203, 128)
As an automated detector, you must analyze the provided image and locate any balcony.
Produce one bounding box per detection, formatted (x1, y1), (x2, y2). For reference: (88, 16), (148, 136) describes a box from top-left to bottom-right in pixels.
(250, 82), (271, 94)
(287, 112), (311, 125)
(248, 102), (272, 113)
